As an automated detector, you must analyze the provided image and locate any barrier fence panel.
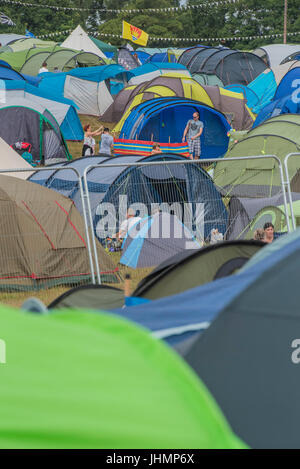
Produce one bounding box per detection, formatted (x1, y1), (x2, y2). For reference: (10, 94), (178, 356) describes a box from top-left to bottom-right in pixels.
(83, 155), (289, 289)
(284, 153), (300, 231)
(0, 166), (99, 307)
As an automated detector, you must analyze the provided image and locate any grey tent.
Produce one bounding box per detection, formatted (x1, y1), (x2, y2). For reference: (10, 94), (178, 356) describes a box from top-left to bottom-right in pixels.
(133, 240), (264, 300)
(182, 228), (300, 448)
(252, 44), (300, 68)
(0, 103), (71, 165)
(179, 47), (267, 85)
(120, 212), (201, 269)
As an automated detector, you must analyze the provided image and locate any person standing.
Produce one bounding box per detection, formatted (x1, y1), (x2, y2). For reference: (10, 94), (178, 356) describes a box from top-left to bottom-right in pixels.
(82, 124), (103, 156)
(99, 128), (114, 156)
(182, 111), (204, 160)
(38, 62), (49, 74)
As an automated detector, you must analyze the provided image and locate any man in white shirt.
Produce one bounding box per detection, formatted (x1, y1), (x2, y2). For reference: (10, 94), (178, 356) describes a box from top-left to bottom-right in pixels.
(114, 208), (141, 240)
(39, 62), (49, 74)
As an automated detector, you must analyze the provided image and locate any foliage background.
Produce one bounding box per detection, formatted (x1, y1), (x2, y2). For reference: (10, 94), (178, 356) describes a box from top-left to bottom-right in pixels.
(0, 0), (299, 49)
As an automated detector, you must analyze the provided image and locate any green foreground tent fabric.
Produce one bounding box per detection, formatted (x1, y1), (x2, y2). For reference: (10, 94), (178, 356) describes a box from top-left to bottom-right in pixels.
(0, 305), (245, 449)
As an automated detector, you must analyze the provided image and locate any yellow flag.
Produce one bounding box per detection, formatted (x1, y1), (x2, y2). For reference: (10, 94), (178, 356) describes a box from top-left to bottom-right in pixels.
(122, 20), (149, 47)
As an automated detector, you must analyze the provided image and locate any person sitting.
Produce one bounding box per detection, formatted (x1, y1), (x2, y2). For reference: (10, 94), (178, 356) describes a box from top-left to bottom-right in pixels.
(82, 124), (103, 156)
(113, 209), (142, 240)
(263, 222), (274, 244)
(99, 128), (114, 155)
(151, 143), (162, 155)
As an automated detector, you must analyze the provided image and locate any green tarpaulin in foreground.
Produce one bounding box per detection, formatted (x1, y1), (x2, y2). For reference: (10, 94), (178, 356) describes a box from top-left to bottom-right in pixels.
(0, 305), (245, 449)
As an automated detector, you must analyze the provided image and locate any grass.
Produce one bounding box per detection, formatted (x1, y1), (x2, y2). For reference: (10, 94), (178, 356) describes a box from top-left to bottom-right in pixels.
(0, 115), (151, 309)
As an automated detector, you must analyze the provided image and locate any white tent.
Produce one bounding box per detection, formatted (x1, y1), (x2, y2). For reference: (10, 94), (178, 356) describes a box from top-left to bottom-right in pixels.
(253, 44), (300, 68)
(0, 137), (33, 179)
(61, 25), (107, 61)
(63, 75), (113, 115)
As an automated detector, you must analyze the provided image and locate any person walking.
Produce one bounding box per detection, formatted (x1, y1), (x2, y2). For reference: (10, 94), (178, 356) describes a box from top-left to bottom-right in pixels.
(182, 111), (204, 160)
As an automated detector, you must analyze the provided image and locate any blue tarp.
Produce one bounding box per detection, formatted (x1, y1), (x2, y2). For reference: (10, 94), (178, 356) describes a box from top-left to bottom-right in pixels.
(119, 97), (230, 158)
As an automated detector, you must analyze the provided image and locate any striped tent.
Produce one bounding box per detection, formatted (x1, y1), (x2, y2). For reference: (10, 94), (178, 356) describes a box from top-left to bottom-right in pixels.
(114, 138), (190, 158)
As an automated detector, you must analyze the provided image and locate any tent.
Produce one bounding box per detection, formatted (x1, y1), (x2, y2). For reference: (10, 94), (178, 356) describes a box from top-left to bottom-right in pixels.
(179, 47), (267, 85)
(0, 63), (41, 86)
(105, 75), (254, 130)
(253, 93), (300, 128)
(28, 153), (228, 241)
(225, 191), (298, 240)
(282, 50), (300, 64)
(90, 36), (118, 58)
(1, 37), (57, 53)
(60, 25), (107, 60)
(127, 62), (191, 85)
(117, 46), (140, 70)
(182, 227), (300, 448)
(0, 305), (244, 449)
(0, 175), (119, 291)
(0, 137), (34, 178)
(192, 72), (224, 87)
(213, 114), (300, 197)
(120, 212), (201, 269)
(48, 284), (125, 310)
(0, 34), (26, 47)
(1, 80), (83, 141)
(38, 64), (127, 116)
(247, 61), (300, 114)
(252, 44), (300, 68)
(0, 103), (71, 165)
(0, 46), (106, 76)
(274, 66), (300, 100)
(117, 97), (231, 158)
(133, 240), (264, 300)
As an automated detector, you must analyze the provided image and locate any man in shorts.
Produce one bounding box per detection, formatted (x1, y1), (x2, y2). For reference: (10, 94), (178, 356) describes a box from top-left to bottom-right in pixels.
(182, 112), (204, 160)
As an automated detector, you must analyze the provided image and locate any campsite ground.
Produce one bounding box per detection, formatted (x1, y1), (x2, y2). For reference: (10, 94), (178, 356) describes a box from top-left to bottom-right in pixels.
(0, 115), (152, 308)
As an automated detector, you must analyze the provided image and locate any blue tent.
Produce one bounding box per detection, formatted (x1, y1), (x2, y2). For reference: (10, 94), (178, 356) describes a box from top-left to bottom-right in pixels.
(1, 80), (83, 141)
(28, 153), (228, 241)
(119, 97), (230, 158)
(0, 64), (41, 86)
(131, 50), (150, 64)
(145, 52), (176, 63)
(253, 94), (300, 127)
(274, 67), (300, 100)
(247, 69), (277, 114)
(38, 64), (128, 102)
(225, 84), (259, 111)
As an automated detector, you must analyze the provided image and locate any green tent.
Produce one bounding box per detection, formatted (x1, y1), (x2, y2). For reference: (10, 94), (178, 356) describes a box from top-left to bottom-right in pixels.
(1, 38), (57, 53)
(90, 36), (117, 55)
(133, 240), (264, 300)
(214, 114), (300, 198)
(0, 46), (105, 75)
(0, 305), (245, 449)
